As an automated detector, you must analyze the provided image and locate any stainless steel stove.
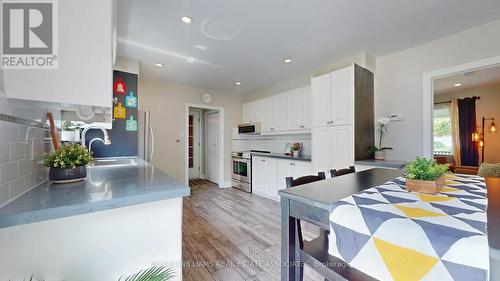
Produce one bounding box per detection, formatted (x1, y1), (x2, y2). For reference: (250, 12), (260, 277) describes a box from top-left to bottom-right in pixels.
(231, 150), (270, 193)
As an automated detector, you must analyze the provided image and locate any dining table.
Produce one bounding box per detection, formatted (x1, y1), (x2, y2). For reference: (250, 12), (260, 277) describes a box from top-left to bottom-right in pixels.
(278, 168), (500, 281)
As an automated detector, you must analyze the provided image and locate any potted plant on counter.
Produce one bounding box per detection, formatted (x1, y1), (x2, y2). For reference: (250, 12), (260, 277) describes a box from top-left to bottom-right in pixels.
(368, 117), (393, 160)
(43, 144), (93, 183)
(405, 157), (449, 194)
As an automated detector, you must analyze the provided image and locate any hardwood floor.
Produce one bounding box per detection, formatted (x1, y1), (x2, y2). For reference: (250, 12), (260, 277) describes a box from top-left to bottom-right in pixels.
(183, 181), (323, 281)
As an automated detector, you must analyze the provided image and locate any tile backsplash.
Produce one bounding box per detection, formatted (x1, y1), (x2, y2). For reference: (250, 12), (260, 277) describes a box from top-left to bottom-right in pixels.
(233, 133), (312, 156)
(0, 120), (50, 207)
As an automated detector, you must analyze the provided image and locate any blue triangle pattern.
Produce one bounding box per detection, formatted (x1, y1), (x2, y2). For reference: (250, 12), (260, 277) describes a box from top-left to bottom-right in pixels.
(429, 203), (479, 215)
(460, 199), (487, 211)
(358, 206), (405, 234)
(442, 260), (487, 281)
(413, 219), (480, 257)
(454, 217), (486, 234)
(330, 222), (371, 263)
(352, 195), (385, 206)
(380, 193), (418, 204)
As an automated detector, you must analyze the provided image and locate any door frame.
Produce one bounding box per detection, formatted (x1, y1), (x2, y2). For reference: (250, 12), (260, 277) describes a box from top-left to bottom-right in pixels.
(422, 55), (500, 158)
(188, 110), (201, 179)
(185, 103), (224, 188)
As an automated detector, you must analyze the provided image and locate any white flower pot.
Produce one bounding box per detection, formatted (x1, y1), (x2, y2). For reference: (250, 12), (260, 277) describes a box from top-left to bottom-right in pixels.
(374, 151), (385, 160)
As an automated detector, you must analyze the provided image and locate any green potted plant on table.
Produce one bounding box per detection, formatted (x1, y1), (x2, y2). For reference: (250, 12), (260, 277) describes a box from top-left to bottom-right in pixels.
(405, 157), (449, 194)
(43, 144), (93, 183)
(368, 117), (393, 160)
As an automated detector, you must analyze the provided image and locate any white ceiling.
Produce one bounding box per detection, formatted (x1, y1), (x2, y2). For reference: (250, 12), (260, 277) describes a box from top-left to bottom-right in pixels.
(434, 66), (500, 94)
(117, 0), (500, 94)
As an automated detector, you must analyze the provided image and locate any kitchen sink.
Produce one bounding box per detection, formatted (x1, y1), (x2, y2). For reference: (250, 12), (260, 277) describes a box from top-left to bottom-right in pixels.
(91, 158), (138, 167)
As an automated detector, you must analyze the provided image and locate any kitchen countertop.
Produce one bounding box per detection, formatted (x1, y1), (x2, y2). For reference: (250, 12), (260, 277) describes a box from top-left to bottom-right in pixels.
(354, 159), (408, 169)
(251, 152), (311, 162)
(0, 157), (190, 229)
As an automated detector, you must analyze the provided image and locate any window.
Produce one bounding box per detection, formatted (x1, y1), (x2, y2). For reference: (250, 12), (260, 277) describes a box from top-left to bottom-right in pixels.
(433, 104), (453, 155)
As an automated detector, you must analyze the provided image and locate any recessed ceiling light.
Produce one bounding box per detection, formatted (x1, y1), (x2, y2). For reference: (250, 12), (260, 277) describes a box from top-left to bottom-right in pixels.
(284, 58), (292, 63)
(235, 82), (241, 86)
(454, 83), (463, 87)
(186, 56), (195, 64)
(155, 63), (164, 67)
(181, 16), (192, 24)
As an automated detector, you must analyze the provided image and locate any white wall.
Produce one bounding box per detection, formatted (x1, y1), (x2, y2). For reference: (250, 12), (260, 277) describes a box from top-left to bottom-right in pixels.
(435, 82), (500, 163)
(0, 198), (183, 281)
(375, 19), (500, 161)
(139, 79), (242, 185)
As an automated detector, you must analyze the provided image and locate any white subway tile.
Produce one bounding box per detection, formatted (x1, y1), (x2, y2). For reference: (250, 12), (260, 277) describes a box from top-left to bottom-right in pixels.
(1, 122), (19, 142)
(0, 142), (10, 163)
(0, 182), (9, 206)
(9, 176), (27, 199)
(10, 142), (28, 160)
(18, 159), (30, 177)
(0, 161), (18, 183)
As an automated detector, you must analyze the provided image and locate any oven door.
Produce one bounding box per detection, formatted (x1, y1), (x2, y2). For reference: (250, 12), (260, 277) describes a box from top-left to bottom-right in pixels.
(232, 157), (250, 183)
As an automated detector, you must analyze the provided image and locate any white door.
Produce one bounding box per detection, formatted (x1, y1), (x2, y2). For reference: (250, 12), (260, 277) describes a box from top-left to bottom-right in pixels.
(311, 72), (332, 127)
(332, 66), (354, 125)
(293, 161), (313, 178)
(277, 160), (294, 190)
(252, 156), (265, 194)
(312, 126), (333, 171)
(332, 125), (354, 169)
(260, 97), (273, 133)
(207, 112), (219, 184)
(272, 93), (289, 131)
(188, 110), (201, 178)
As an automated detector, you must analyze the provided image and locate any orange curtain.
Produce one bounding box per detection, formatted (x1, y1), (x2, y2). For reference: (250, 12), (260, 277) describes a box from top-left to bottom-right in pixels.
(450, 98), (461, 166)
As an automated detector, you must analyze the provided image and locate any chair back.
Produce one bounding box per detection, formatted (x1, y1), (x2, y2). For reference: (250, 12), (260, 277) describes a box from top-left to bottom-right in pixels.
(286, 172), (326, 188)
(330, 166), (356, 178)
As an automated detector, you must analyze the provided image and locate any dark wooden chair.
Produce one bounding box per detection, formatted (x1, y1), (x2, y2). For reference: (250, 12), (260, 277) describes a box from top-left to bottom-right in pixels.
(330, 166), (356, 178)
(285, 172), (326, 280)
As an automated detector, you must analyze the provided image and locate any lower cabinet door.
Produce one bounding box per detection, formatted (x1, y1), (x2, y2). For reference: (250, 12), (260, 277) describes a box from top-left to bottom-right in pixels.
(293, 161), (313, 178)
(277, 160), (294, 190)
(251, 157), (265, 194)
(263, 158), (278, 199)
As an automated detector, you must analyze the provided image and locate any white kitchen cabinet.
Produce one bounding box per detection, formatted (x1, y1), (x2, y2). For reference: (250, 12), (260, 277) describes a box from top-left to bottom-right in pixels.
(288, 86), (311, 130)
(311, 65), (355, 127)
(254, 156), (312, 201)
(312, 125), (354, 171)
(260, 97), (273, 132)
(4, 0), (114, 109)
(331, 66), (354, 125)
(242, 101), (260, 123)
(272, 93), (289, 131)
(311, 72), (332, 127)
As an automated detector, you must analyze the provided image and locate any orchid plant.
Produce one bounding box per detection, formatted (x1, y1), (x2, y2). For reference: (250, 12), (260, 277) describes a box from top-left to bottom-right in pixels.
(368, 117), (393, 153)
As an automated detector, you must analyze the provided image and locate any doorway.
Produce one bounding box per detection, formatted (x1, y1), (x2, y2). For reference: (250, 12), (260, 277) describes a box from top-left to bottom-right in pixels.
(185, 104), (224, 188)
(188, 110), (201, 179)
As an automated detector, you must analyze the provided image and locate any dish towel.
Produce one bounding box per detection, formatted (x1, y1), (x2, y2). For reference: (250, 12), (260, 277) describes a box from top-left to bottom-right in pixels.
(328, 174), (489, 281)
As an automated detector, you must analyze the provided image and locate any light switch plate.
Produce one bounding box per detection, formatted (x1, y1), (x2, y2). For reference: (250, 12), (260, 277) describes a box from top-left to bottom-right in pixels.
(389, 113), (404, 121)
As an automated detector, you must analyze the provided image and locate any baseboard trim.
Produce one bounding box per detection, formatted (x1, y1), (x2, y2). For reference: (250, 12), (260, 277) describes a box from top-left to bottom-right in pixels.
(222, 181), (232, 188)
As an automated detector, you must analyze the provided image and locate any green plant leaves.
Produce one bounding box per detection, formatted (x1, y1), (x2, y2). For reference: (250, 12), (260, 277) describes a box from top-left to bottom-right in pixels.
(42, 144), (93, 169)
(118, 266), (175, 281)
(406, 157), (449, 181)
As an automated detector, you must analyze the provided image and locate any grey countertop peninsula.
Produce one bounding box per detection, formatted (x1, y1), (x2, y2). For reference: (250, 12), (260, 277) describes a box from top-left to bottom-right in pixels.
(0, 157), (190, 228)
(354, 159), (407, 169)
(251, 152), (311, 162)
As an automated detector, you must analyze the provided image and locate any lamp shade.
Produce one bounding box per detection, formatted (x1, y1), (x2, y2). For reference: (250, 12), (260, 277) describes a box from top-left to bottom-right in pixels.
(491, 122), (496, 133)
(479, 139), (484, 147)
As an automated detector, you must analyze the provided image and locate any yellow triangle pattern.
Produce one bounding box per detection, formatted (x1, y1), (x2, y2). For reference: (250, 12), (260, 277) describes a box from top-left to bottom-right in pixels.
(446, 180), (461, 185)
(374, 238), (438, 281)
(441, 187), (460, 193)
(418, 194), (453, 203)
(395, 205), (445, 218)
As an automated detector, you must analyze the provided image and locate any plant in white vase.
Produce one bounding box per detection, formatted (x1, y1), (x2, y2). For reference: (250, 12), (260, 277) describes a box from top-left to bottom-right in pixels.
(368, 117), (393, 160)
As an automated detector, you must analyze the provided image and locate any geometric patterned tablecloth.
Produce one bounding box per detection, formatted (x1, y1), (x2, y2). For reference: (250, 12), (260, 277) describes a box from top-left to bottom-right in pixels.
(328, 174), (488, 281)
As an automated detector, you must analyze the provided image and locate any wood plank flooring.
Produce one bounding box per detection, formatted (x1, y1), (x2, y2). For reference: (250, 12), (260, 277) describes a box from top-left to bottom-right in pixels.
(183, 181), (324, 281)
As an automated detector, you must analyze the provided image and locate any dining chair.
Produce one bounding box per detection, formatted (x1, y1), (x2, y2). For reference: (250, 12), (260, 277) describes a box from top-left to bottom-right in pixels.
(330, 166), (356, 178)
(285, 172), (326, 280)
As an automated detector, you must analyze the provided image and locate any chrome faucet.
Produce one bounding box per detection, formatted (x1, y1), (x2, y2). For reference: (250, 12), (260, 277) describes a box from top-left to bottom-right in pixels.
(81, 126), (111, 148)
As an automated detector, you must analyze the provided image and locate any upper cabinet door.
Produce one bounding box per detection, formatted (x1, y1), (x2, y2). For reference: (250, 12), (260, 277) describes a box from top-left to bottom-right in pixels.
(260, 97), (273, 132)
(272, 93), (289, 131)
(311, 73), (332, 128)
(242, 102), (253, 123)
(4, 0), (114, 109)
(331, 66), (354, 125)
(287, 88), (302, 130)
(301, 86), (312, 129)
